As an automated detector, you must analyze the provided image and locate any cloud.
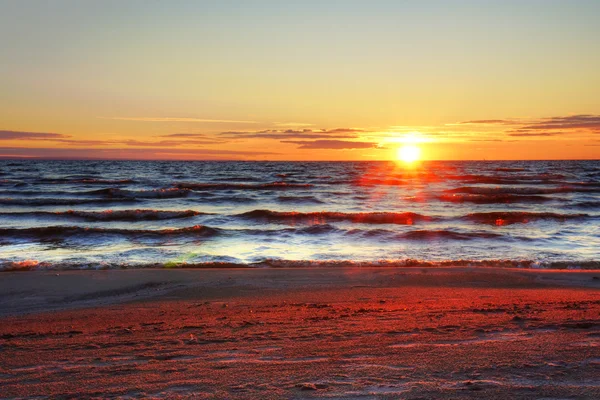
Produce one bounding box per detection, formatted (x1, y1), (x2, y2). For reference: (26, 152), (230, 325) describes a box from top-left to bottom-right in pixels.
(157, 133), (226, 144)
(455, 114), (600, 139)
(274, 122), (314, 127)
(0, 147), (277, 160)
(221, 128), (364, 140)
(281, 140), (380, 149)
(159, 133), (213, 138)
(0, 130), (70, 140)
(39, 138), (117, 145)
(507, 131), (567, 137)
(518, 115), (600, 131)
(0, 130), (228, 147)
(102, 117), (258, 124)
(30, 137), (226, 147)
(458, 119), (518, 125)
(122, 139), (227, 147)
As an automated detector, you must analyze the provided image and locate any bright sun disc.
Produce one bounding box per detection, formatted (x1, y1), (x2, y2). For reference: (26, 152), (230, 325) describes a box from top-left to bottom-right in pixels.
(397, 145), (421, 163)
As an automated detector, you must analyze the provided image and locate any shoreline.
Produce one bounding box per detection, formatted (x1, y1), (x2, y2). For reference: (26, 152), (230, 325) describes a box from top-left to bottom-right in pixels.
(1, 267), (599, 317)
(1, 267), (599, 398)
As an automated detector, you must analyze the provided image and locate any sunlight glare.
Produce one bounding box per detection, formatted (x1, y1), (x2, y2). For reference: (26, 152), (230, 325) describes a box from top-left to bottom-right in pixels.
(397, 145), (421, 163)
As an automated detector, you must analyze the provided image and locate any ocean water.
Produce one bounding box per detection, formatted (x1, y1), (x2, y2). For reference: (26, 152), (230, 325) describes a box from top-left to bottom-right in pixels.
(0, 160), (599, 270)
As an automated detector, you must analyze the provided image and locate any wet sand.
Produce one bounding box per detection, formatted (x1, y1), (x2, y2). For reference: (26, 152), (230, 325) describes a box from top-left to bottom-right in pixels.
(1, 267), (599, 399)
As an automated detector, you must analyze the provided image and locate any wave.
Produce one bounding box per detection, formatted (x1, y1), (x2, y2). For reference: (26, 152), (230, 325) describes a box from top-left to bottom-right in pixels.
(573, 201), (600, 210)
(566, 181), (600, 187)
(396, 229), (503, 241)
(456, 174), (567, 185)
(464, 212), (590, 225)
(276, 195), (324, 204)
(494, 168), (526, 172)
(175, 181), (313, 190)
(292, 224), (341, 235)
(354, 178), (407, 186)
(4, 258), (599, 271)
(0, 189), (84, 197)
(38, 178), (136, 185)
(446, 186), (600, 195)
(438, 194), (555, 204)
(89, 188), (190, 199)
(236, 210), (435, 225)
(0, 209), (203, 222)
(0, 225), (220, 239)
(0, 198), (138, 206)
(344, 228), (395, 239)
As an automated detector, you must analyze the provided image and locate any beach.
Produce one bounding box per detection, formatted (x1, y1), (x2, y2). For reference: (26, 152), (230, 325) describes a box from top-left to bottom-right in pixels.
(2, 0), (600, 397)
(1, 267), (599, 399)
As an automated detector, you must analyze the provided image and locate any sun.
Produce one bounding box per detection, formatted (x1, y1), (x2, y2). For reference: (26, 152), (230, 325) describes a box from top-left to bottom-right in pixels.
(397, 144), (421, 163)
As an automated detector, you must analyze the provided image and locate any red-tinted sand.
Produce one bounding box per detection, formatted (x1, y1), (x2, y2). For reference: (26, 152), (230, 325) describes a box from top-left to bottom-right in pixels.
(1, 268), (599, 399)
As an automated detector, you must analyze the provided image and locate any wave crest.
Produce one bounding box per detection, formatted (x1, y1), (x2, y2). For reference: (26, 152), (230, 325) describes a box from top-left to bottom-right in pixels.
(438, 194), (554, 204)
(175, 181), (312, 190)
(0, 225), (220, 238)
(237, 210), (434, 225)
(4, 258), (599, 272)
(397, 229), (503, 241)
(89, 188), (190, 199)
(465, 212), (589, 226)
(447, 186), (600, 195)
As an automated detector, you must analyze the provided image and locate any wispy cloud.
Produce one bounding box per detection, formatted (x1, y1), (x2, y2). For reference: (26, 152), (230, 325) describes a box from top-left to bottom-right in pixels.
(1, 129), (228, 147)
(454, 114), (600, 138)
(0, 130), (70, 140)
(157, 133), (226, 144)
(518, 115), (600, 131)
(274, 122), (314, 127)
(159, 133), (212, 138)
(221, 128), (364, 140)
(468, 138), (506, 142)
(0, 147), (276, 160)
(456, 119), (519, 125)
(281, 140), (380, 149)
(102, 117), (258, 124)
(507, 131), (567, 137)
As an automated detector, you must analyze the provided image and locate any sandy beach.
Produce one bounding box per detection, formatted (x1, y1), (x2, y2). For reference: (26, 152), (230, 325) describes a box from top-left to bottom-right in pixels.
(0, 267), (598, 399)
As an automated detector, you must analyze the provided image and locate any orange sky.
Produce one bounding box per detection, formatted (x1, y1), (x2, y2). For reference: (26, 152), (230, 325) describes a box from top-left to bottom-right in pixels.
(1, 1), (599, 160)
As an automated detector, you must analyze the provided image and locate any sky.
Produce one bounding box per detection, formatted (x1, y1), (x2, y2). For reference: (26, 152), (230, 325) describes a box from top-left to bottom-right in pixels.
(1, 0), (599, 160)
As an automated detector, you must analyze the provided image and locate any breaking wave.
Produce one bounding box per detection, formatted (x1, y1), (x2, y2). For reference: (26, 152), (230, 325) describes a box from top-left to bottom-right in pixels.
(3, 258), (599, 272)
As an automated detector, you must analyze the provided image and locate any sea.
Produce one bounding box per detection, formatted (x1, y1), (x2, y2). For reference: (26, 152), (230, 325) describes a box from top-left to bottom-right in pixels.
(0, 160), (599, 271)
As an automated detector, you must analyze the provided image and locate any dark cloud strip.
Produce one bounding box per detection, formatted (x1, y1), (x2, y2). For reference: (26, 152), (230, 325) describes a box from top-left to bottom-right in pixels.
(0, 130), (70, 139)
(281, 140), (380, 149)
(458, 114), (600, 138)
(508, 131), (567, 137)
(220, 128), (364, 140)
(459, 120), (517, 125)
(1, 131), (227, 147)
(0, 147), (277, 160)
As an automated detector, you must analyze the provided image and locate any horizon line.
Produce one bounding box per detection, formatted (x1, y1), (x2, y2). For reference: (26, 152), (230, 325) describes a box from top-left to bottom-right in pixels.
(0, 157), (598, 162)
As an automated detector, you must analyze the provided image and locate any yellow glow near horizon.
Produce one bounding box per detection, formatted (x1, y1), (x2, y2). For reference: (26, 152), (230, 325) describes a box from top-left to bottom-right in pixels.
(397, 144), (421, 163)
